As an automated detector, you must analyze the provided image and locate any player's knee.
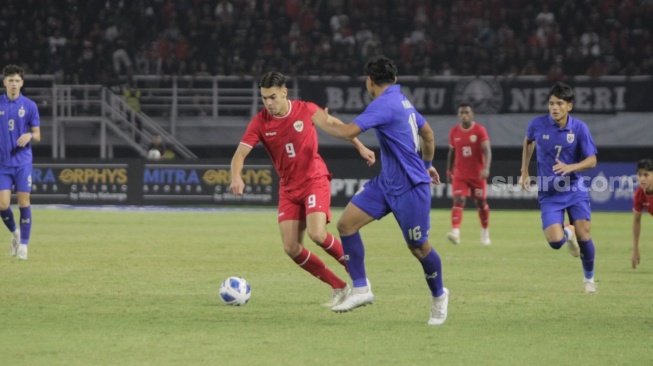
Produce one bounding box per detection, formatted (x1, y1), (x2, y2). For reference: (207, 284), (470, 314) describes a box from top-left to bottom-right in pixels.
(547, 240), (565, 250)
(573, 222), (591, 241)
(307, 230), (326, 245)
(474, 199), (487, 208)
(17, 198), (30, 207)
(576, 230), (591, 242)
(408, 242), (431, 260)
(284, 243), (302, 258)
(336, 220), (356, 236)
(544, 231), (565, 248)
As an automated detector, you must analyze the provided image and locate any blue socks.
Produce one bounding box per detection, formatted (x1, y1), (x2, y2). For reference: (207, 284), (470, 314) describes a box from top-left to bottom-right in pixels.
(19, 206), (32, 245)
(0, 208), (16, 232)
(548, 229), (596, 279)
(340, 232), (368, 288)
(548, 237), (567, 250)
(420, 248), (444, 297)
(578, 239), (595, 279)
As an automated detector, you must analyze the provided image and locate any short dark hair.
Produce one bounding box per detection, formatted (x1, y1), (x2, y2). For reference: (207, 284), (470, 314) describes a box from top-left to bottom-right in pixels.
(458, 103), (473, 111)
(258, 71), (286, 88)
(364, 56), (397, 86)
(547, 82), (575, 103)
(637, 159), (653, 172)
(3, 64), (24, 79)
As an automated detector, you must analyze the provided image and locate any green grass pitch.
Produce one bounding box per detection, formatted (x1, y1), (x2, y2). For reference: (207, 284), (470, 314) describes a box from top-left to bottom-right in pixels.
(1, 207), (652, 365)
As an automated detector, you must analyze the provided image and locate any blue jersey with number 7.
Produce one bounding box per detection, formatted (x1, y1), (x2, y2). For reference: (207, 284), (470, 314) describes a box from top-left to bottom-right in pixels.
(526, 114), (597, 202)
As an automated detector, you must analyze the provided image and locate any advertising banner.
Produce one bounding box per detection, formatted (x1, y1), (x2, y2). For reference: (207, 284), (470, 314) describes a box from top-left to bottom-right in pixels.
(28, 160), (635, 212)
(30, 161), (278, 206)
(325, 159), (540, 210)
(298, 78), (653, 115)
(141, 163), (277, 205)
(32, 163), (131, 204)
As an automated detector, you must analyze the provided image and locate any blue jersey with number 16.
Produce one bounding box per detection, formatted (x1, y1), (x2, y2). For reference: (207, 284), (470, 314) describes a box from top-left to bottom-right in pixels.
(353, 85), (431, 195)
(526, 114), (597, 203)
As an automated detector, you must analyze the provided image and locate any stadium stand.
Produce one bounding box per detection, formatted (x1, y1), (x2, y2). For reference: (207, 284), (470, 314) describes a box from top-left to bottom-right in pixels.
(1, 0), (651, 81)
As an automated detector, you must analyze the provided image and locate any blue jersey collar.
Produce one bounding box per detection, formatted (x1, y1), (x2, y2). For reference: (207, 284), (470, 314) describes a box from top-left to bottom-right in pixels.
(548, 113), (576, 131)
(1, 93), (23, 103)
(381, 84), (401, 96)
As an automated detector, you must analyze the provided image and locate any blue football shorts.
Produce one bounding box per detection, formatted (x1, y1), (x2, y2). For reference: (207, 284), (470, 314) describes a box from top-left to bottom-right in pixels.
(0, 164), (33, 192)
(540, 198), (591, 230)
(351, 177), (432, 246)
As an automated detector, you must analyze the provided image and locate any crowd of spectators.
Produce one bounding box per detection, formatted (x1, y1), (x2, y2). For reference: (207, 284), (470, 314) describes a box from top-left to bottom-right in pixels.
(1, 0), (652, 83)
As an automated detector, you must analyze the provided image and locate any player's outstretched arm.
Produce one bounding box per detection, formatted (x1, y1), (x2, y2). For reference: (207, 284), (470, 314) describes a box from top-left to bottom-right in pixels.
(520, 137), (535, 190)
(229, 144), (252, 195)
(351, 138), (375, 166)
(632, 211), (642, 269)
(311, 108), (362, 141)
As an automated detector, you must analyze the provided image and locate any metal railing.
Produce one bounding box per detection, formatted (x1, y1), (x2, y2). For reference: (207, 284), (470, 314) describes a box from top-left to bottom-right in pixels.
(51, 85), (197, 159)
(130, 75), (300, 134)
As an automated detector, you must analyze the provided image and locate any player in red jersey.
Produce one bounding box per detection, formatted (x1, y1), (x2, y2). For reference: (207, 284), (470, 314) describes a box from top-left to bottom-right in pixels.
(632, 158), (653, 269)
(230, 71), (375, 306)
(446, 103), (492, 246)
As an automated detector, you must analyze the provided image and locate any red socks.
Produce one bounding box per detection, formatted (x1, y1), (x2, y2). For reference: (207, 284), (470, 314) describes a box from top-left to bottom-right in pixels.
(292, 248), (346, 289)
(451, 201), (464, 229)
(477, 203), (490, 229)
(319, 233), (346, 268)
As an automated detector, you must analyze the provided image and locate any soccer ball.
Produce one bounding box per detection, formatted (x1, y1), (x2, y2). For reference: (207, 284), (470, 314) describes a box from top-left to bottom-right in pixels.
(147, 148), (161, 160)
(219, 276), (251, 306)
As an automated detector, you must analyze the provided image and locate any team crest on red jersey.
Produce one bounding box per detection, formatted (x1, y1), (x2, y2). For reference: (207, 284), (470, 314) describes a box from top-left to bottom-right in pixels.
(293, 121), (304, 132)
(470, 135), (477, 142)
(567, 133), (575, 143)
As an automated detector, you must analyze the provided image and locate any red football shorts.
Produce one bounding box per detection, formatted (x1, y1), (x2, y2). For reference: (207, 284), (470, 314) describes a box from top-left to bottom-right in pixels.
(451, 176), (487, 200)
(278, 175), (332, 223)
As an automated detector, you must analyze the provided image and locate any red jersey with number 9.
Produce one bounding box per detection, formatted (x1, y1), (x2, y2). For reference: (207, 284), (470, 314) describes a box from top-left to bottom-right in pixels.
(633, 186), (653, 216)
(449, 122), (489, 179)
(240, 100), (330, 191)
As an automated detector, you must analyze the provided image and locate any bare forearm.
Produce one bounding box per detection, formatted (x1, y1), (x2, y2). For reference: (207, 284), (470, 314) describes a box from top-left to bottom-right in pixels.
(319, 115), (358, 140)
(31, 129), (41, 143)
(230, 157), (244, 178)
(447, 149), (454, 172)
(421, 139), (435, 161)
(521, 139), (534, 173)
(483, 145), (492, 170)
(569, 155), (597, 172)
(633, 218), (641, 250)
(351, 137), (365, 151)
(230, 145), (250, 179)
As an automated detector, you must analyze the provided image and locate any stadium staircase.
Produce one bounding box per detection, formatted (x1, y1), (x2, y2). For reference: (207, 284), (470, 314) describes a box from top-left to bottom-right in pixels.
(51, 84), (197, 159)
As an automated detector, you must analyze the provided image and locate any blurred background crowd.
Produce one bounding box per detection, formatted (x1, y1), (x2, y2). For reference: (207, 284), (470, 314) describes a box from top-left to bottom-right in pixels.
(1, 0), (652, 83)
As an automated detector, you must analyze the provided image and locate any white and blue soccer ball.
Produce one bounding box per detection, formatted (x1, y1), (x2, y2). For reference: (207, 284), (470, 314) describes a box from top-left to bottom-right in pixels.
(219, 276), (251, 306)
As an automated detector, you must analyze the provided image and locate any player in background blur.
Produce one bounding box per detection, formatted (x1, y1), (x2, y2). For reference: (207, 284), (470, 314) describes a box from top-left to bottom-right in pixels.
(312, 56), (449, 326)
(520, 82), (598, 294)
(230, 71), (375, 307)
(0, 64), (41, 260)
(446, 104), (492, 246)
(632, 158), (653, 269)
